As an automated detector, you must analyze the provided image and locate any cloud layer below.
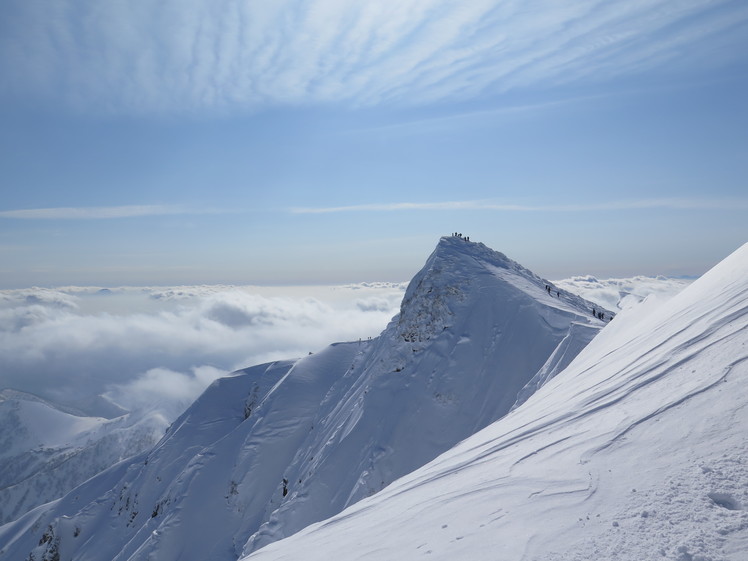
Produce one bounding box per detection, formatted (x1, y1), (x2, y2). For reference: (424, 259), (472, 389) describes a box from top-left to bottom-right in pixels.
(2, 0), (745, 113)
(0, 284), (405, 420)
(553, 274), (693, 312)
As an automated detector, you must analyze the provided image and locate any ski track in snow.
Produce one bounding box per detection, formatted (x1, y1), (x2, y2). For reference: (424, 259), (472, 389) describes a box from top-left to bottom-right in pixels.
(546, 455), (748, 561)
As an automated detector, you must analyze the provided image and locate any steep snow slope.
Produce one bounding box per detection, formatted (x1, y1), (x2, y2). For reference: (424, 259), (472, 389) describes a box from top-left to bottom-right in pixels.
(0, 390), (165, 525)
(0, 237), (605, 561)
(244, 242), (748, 561)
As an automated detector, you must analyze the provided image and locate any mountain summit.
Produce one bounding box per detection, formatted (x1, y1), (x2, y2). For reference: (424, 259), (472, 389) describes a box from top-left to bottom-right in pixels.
(2, 237), (607, 561)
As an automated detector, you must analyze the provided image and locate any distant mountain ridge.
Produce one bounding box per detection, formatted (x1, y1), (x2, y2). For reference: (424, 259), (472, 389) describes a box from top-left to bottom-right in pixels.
(1, 236), (607, 561)
(0, 390), (166, 525)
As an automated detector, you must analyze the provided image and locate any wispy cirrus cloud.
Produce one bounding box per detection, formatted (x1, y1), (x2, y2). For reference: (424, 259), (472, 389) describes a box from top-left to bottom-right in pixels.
(0, 205), (218, 220)
(289, 198), (748, 214)
(1, 0), (746, 114)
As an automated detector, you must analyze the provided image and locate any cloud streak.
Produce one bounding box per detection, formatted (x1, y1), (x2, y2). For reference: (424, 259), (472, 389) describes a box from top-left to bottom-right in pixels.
(1, 0), (745, 113)
(0, 205), (217, 220)
(289, 198), (748, 214)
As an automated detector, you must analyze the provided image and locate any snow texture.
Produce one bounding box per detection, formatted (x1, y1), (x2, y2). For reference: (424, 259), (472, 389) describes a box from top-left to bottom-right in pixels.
(0, 236), (604, 561)
(242, 242), (748, 561)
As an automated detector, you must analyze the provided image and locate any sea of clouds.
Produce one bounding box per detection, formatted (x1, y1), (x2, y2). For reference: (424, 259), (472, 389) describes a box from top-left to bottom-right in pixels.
(0, 283), (405, 421)
(553, 275), (693, 312)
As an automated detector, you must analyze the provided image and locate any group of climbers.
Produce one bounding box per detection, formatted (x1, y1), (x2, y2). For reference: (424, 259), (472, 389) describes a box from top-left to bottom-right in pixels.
(592, 308), (609, 321)
(546, 284), (611, 322)
(450, 233), (613, 324)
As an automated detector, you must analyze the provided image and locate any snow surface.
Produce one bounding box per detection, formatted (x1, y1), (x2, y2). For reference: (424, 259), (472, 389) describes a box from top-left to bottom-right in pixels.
(243, 242), (748, 561)
(0, 236), (605, 561)
(0, 391), (165, 525)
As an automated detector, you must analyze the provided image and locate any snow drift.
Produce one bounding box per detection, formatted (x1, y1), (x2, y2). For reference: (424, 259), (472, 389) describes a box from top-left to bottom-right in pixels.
(0, 236), (605, 561)
(243, 242), (748, 561)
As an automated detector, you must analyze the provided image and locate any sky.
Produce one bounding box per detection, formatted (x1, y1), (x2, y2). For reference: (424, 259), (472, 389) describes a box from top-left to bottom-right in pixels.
(1, 0), (748, 288)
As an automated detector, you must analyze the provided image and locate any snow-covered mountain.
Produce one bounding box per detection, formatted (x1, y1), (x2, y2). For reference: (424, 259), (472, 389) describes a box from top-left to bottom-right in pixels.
(243, 242), (748, 561)
(0, 236), (605, 561)
(0, 390), (166, 525)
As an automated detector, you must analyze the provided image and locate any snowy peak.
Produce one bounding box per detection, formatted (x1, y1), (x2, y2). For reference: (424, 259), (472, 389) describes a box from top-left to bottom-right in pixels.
(396, 237), (504, 344)
(396, 235), (605, 348)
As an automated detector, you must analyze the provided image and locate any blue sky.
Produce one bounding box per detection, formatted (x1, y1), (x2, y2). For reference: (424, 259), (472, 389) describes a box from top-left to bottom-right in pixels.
(1, 0), (747, 288)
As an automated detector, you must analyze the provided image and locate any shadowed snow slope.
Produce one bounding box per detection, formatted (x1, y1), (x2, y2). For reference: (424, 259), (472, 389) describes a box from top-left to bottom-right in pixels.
(0, 390), (166, 525)
(0, 237), (605, 561)
(243, 242), (748, 561)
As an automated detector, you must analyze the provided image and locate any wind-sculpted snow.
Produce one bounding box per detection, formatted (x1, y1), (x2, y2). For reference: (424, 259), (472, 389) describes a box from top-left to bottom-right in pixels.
(0, 237), (605, 561)
(241, 242), (748, 561)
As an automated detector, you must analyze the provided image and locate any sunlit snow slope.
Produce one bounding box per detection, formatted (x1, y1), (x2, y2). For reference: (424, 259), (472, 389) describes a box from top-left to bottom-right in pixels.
(0, 237), (605, 561)
(245, 242), (748, 561)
